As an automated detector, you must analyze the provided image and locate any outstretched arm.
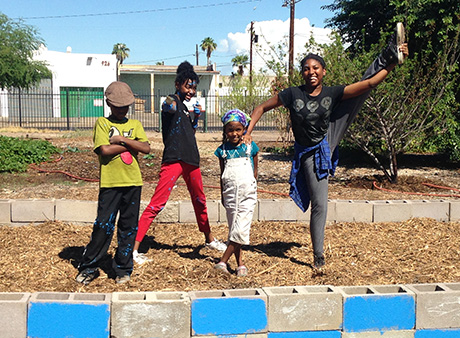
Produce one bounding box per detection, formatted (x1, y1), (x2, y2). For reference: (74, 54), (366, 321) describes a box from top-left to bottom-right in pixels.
(342, 43), (408, 100)
(245, 95), (283, 143)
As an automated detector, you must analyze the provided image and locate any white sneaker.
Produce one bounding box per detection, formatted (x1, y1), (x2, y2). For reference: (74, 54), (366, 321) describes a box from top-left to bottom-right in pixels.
(205, 239), (227, 252)
(396, 22), (405, 64)
(133, 251), (152, 265)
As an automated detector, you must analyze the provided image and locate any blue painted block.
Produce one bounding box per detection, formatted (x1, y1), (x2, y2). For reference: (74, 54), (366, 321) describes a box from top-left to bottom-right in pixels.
(340, 285), (415, 332)
(415, 329), (460, 338)
(28, 292), (110, 338)
(191, 289), (267, 335)
(268, 331), (341, 337)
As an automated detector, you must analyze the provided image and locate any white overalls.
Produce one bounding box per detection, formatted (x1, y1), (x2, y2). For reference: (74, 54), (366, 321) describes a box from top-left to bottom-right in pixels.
(221, 143), (257, 245)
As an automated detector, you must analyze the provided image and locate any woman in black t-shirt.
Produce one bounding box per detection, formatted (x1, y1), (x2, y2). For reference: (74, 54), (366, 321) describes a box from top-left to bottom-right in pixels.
(246, 38), (408, 269)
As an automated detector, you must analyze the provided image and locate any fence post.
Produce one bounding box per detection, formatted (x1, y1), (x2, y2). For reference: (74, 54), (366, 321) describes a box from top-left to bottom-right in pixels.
(158, 89), (162, 133)
(66, 88), (70, 130)
(18, 89), (23, 127)
(202, 90), (207, 133)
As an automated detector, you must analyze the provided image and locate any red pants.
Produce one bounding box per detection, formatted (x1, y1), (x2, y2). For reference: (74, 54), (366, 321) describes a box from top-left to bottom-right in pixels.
(136, 161), (211, 242)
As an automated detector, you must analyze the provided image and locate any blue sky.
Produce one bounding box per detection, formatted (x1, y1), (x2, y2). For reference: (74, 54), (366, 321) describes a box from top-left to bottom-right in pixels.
(2, 0), (335, 75)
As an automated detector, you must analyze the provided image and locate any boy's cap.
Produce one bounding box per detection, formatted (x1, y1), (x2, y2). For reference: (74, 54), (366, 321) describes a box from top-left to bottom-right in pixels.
(105, 81), (135, 107)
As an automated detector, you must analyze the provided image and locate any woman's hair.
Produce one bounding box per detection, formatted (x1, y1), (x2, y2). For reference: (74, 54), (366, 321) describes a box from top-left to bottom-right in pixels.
(300, 53), (326, 70)
(175, 61), (200, 85)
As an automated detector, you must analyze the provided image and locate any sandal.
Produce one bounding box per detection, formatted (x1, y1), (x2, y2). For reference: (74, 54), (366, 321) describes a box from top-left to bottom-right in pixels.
(236, 265), (248, 277)
(214, 262), (229, 274)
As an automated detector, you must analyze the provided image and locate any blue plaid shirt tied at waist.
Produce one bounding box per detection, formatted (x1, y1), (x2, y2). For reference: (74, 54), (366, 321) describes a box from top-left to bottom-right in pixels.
(289, 138), (339, 212)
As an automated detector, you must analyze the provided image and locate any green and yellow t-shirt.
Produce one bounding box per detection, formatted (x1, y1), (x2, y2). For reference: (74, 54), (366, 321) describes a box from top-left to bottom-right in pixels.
(93, 117), (148, 188)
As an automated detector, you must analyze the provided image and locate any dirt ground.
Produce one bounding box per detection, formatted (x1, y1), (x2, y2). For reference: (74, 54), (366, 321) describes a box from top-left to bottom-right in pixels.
(1, 130), (460, 292)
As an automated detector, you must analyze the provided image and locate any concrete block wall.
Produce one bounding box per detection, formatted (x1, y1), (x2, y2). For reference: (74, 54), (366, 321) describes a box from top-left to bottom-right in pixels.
(0, 292), (30, 338)
(263, 285), (342, 332)
(111, 291), (190, 338)
(1, 284), (460, 337)
(2, 198), (460, 226)
(190, 288), (268, 336)
(338, 285), (415, 333)
(27, 292), (111, 338)
(406, 283), (460, 330)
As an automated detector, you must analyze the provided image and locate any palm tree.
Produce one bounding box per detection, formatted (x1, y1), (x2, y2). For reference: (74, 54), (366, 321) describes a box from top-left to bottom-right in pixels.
(200, 37), (217, 67)
(112, 43), (130, 64)
(231, 54), (249, 76)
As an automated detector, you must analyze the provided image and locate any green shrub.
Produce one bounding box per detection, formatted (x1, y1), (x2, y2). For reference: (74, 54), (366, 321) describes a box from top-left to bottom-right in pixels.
(0, 135), (59, 173)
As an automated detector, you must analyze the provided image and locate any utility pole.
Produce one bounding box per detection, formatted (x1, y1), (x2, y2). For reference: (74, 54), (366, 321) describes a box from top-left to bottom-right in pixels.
(249, 21), (258, 86)
(196, 44), (199, 66)
(283, 0), (302, 77)
(250, 21), (253, 85)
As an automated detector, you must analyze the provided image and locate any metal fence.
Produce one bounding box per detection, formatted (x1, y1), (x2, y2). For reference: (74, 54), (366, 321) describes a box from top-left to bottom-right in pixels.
(0, 90), (281, 133)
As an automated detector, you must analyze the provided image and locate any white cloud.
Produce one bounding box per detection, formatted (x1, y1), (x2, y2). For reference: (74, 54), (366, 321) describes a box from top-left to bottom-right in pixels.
(219, 18), (333, 75)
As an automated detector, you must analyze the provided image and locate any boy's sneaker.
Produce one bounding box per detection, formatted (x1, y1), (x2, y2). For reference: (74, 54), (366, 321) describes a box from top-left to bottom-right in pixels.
(396, 22), (406, 64)
(313, 254), (325, 269)
(205, 239), (227, 252)
(75, 268), (99, 285)
(133, 251), (152, 265)
(115, 274), (131, 284)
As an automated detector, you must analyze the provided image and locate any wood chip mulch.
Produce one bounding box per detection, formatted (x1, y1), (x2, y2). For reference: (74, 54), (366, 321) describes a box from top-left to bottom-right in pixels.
(1, 218), (459, 293)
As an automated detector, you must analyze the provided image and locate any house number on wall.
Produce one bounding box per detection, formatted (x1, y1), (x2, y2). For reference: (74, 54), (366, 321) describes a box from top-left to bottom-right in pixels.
(101, 61), (110, 66)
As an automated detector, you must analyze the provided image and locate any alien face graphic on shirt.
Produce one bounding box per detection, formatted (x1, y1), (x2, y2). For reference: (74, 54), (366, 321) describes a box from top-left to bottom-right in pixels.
(109, 126), (134, 165)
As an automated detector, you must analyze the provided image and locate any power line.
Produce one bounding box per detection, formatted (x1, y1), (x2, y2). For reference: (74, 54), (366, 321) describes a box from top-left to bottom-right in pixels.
(16, 0), (261, 20)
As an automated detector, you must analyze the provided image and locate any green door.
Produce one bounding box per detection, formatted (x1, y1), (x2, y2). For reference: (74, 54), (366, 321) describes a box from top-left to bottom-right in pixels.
(60, 87), (104, 117)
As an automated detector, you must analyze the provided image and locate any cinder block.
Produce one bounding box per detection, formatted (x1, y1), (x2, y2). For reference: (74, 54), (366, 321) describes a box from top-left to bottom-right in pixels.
(179, 200), (219, 223)
(219, 200), (258, 222)
(372, 200), (412, 222)
(28, 292), (111, 338)
(335, 200), (373, 222)
(11, 199), (55, 222)
(0, 200), (11, 224)
(255, 199), (302, 221)
(257, 199), (335, 222)
(0, 292), (30, 338)
(263, 285), (342, 332)
(415, 329), (460, 337)
(190, 288), (267, 335)
(148, 200), (179, 223)
(111, 291), (190, 338)
(406, 283), (460, 329)
(409, 200), (449, 221)
(448, 201), (460, 221)
(268, 332), (341, 337)
(55, 199), (97, 223)
(338, 285), (415, 332)
(342, 331), (414, 337)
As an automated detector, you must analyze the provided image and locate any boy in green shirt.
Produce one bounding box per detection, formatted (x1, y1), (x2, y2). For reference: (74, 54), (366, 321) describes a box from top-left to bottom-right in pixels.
(76, 81), (151, 285)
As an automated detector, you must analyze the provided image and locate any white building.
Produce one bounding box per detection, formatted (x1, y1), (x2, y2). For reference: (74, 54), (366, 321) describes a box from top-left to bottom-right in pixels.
(0, 46), (117, 119)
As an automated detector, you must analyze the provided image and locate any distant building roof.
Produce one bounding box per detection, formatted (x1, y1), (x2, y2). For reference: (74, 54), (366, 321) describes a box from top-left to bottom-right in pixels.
(120, 64), (220, 75)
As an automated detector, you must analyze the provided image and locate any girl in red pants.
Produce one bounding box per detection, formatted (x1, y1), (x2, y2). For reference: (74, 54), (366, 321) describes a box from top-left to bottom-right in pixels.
(133, 61), (226, 265)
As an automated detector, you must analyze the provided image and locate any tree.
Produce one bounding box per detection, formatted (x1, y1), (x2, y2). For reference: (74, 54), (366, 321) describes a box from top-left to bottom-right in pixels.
(112, 43), (130, 64)
(322, 0), (396, 53)
(200, 37), (217, 67)
(231, 54), (249, 76)
(0, 13), (51, 89)
(223, 72), (272, 119)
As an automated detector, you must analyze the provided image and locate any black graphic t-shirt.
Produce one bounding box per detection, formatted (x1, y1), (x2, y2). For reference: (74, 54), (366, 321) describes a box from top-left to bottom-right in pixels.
(161, 95), (200, 167)
(279, 85), (345, 147)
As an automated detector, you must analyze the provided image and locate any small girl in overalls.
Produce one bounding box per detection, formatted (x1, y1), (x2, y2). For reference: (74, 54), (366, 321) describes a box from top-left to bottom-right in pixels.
(214, 109), (259, 277)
